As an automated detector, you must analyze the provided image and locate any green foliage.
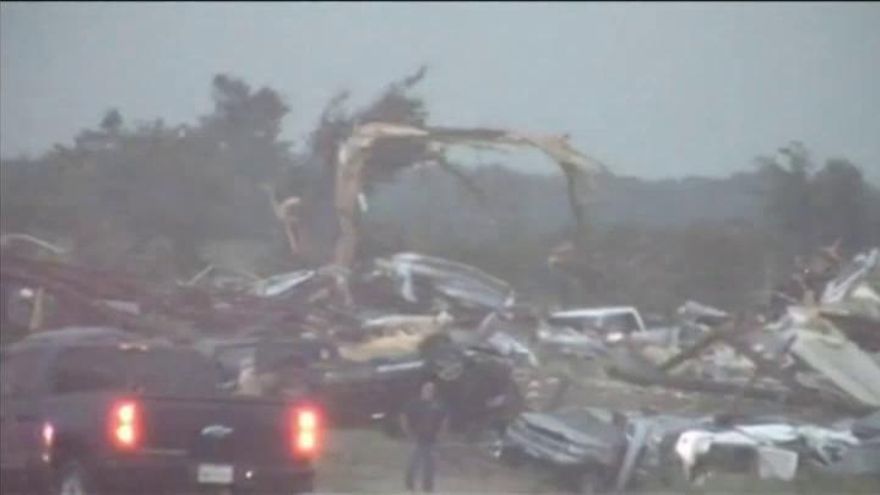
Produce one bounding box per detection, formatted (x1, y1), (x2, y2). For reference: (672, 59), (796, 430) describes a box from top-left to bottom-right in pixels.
(756, 141), (880, 257)
(1, 75), (292, 278)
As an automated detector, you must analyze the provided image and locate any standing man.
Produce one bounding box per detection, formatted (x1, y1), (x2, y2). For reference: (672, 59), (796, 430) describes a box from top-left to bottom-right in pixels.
(401, 381), (448, 493)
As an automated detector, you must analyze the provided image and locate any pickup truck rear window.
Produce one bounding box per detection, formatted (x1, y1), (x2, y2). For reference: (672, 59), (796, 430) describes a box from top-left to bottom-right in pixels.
(601, 313), (641, 333)
(0, 348), (46, 397)
(51, 346), (222, 396)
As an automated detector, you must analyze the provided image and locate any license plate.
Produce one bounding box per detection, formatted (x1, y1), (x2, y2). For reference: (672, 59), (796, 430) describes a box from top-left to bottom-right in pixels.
(197, 463), (234, 485)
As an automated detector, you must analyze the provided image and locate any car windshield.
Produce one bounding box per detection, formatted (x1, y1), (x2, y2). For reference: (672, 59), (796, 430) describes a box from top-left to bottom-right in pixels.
(601, 313), (641, 333)
(556, 407), (617, 428)
(549, 312), (642, 334)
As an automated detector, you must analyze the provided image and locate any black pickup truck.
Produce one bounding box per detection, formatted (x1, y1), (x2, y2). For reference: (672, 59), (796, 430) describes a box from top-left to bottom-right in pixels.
(0, 327), (321, 495)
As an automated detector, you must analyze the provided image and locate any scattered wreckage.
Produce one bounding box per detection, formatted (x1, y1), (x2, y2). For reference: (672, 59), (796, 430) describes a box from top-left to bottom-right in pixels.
(671, 413), (878, 485)
(0, 239), (535, 438)
(499, 404), (880, 493)
(369, 252), (516, 316)
(3, 227), (879, 493)
(6, 104), (877, 494)
(603, 246), (880, 415)
(488, 244), (880, 492)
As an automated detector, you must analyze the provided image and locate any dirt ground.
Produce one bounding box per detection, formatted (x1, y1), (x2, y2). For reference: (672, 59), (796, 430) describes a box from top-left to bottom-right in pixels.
(313, 375), (877, 494)
(315, 428), (560, 494)
(314, 427), (877, 495)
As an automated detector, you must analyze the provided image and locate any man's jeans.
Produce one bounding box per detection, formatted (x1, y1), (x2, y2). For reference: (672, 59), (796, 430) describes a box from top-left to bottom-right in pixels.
(405, 442), (435, 492)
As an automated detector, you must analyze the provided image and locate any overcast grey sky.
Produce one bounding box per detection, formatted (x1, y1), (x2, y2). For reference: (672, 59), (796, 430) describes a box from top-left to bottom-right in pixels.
(2, 2), (878, 180)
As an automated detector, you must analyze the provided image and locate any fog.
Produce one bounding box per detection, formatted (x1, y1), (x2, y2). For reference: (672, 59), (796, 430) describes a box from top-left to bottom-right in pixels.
(2, 6), (880, 494)
(2, 2), (879, 179)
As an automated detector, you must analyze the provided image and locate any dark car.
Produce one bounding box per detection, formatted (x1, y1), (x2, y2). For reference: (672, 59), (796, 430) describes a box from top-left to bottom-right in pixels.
(195, 334), (423, 431)
(0, 327), (321, 494)
(196, 332), (523, 438)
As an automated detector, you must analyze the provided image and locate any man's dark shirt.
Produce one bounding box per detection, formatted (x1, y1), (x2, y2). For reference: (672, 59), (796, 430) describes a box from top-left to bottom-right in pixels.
(404, 397), (447, 445)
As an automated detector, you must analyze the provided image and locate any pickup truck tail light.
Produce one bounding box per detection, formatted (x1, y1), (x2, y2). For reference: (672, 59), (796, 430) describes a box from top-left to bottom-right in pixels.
(109, 399), (141, 451)
(291, 406), (320, 457)
(42, 422), (55, 448)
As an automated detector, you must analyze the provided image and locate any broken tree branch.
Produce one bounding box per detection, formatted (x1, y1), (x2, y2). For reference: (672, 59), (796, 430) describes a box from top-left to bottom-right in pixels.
(331, 122), (608, 267)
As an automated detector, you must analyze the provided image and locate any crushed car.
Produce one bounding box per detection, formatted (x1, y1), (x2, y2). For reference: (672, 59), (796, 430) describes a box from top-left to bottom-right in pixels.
(498, 403), (880, 493)
(497, 405), (715, 493)
(369, 252), (516, 317)
(671, 412), (879, 487)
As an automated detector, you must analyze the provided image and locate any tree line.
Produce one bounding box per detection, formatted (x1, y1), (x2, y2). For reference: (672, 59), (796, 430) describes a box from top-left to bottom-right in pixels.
(2, 71), (878, 316)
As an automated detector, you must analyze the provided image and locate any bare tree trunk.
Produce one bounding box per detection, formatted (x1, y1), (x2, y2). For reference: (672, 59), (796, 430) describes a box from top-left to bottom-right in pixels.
(563, 169), (589, 248)
(333, 154), (364, 268)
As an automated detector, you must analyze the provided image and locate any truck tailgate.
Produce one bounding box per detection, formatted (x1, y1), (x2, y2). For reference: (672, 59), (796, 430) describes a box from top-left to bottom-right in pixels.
(137, 395), (303, 465)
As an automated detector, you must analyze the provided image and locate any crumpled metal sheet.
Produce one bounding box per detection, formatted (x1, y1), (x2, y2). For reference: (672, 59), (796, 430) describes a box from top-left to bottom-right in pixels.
(674, 422), (861, 482)
(485, 331), (539, 368)
(789, 321), (880, 408)
(251, 270), (316, 297)
(375, 252), (514, 311)
(535, 322), (608, 359)
(822, 249), (879, 305)
(677, 300), (731, 325)
(820, 248), (880, 327)
(614, 419), (651, 491)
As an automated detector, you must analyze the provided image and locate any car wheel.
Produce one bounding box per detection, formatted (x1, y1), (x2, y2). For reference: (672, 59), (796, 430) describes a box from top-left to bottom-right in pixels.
(55, 461), (97, 495)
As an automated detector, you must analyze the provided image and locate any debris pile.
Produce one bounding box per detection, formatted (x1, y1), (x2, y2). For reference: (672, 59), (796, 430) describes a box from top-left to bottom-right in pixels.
(499, 403), (880, 492)
(604, 246), (880, 415)
(0, 235), (532, 436)
(492, 243), (880, 492)
(4, 92), (878, 495)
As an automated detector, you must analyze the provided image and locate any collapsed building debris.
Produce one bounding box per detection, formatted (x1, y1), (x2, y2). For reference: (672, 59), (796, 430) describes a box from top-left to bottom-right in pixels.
(181, 264), (261, 292)
(675, 300), (732, 346)
(4, 227), (879, 494)
(0, 251), (325, 339)
(784, 312), (880, 409)
(596, 246), (880, 416)
(819, 248), (880, 351)
(673, 417), (865, 484)
(337, 312), (452, 362)
(478, 244), (878, 492)
(500, 403), (880, 493)
(1, 239), (534, 437)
